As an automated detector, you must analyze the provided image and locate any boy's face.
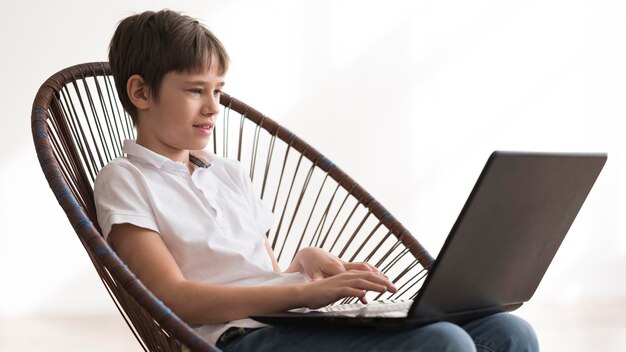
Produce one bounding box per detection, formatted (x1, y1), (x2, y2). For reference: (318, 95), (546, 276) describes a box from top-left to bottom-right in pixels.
(136, 61), (225, 161)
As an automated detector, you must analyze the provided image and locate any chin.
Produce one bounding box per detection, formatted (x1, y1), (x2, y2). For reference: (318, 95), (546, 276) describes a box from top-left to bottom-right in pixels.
(189, 141), (210, 151)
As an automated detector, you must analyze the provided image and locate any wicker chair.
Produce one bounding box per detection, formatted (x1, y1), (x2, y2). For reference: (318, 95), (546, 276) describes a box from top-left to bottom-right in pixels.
(31, 62), (435, 351)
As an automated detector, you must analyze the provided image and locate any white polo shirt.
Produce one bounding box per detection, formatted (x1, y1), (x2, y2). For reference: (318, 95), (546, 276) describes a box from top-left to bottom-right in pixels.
(94, 140), (307, 345)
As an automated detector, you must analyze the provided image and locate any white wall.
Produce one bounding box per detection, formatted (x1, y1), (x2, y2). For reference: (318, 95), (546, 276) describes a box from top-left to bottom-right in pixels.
(1, 0), (624, 319)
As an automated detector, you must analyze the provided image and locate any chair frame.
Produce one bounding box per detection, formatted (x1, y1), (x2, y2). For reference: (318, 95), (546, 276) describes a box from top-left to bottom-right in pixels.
(31, 62), (434, 351)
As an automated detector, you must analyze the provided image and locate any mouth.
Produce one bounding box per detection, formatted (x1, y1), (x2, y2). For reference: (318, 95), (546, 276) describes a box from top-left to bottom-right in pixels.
(193, 123), (214, 134)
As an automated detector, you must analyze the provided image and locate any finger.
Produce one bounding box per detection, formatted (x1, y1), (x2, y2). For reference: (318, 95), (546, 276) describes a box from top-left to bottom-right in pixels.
(322, 273), (386, 294)
(344, 262), (386, 277)
(344, 278), (391, 294)
(340, 288), (367, 303)
(343, 262), (373, 272)
(327, 271), (395, 294)
(348, 271), (398, 293)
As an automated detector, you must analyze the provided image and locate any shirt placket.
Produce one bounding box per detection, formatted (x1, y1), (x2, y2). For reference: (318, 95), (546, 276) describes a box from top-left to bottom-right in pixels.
(189, 170), (228, 228)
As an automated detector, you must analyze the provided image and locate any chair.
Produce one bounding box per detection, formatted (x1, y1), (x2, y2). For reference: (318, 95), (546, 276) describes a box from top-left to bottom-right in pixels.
(31, 62), (435, 351)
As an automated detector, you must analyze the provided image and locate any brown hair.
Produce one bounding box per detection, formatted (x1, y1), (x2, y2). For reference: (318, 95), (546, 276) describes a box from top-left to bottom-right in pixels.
(108, 10), (229, 124)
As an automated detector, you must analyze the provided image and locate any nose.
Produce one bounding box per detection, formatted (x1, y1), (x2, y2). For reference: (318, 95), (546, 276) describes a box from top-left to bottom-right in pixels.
(202, 94), (220, 117)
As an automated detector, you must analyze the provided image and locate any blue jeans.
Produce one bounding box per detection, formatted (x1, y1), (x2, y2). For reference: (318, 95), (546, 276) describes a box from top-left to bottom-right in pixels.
(218, 313), (539, 352)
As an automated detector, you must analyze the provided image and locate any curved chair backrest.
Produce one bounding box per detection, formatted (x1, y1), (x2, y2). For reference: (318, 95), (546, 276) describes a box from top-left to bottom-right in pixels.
(32, 62), (434, 351)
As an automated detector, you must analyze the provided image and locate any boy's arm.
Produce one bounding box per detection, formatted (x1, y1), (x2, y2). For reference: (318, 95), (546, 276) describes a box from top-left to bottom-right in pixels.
(110, 223), (396, 325)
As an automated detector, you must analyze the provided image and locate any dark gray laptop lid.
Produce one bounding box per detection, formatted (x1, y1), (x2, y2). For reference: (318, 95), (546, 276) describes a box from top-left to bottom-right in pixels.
(410, 151), (607, 318)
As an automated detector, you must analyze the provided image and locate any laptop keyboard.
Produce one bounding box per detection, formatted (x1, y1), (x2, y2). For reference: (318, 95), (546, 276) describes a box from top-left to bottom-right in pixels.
(316, 299), (412, 318)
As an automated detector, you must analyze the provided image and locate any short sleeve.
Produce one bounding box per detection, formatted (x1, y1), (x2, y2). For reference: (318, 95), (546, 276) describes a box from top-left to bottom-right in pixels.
(93, 161), (159, 239)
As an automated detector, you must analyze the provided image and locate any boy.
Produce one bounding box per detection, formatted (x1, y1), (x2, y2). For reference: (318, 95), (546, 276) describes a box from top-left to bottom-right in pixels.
(95, 9), (538, 351)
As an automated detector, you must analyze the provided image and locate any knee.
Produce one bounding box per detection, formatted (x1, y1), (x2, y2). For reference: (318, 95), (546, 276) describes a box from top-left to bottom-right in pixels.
(472, 313), (539, 352)
(418, 322), (476, 352)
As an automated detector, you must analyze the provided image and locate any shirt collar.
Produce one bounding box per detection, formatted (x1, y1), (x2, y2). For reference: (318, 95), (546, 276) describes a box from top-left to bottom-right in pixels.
(189, 151), (214, 168)
(123, 140), (214, 169)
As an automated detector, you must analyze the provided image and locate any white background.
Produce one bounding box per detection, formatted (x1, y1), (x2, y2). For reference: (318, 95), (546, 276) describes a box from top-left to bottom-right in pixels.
(0, 0), (624, 346)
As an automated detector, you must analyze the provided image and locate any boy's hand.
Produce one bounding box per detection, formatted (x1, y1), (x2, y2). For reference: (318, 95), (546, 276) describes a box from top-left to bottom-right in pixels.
(287, 247), (381, 280)
(301, 270), (398, 308)
(286, 247), (397, 306)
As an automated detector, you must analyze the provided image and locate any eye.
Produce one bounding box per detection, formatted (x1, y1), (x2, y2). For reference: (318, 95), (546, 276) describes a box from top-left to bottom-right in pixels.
(189, 88), (203, 94)
(213, 89), (222, 97)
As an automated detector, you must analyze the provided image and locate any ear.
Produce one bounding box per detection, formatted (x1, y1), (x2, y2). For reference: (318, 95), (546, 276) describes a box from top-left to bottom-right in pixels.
(127, 74), (151, 110)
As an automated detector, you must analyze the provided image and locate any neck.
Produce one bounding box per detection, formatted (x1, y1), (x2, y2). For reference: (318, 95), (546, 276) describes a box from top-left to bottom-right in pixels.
(135, 133), (190, 165)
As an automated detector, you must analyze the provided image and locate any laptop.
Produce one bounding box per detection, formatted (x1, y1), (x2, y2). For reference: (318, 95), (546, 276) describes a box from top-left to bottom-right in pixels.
(251, 151), (607, 329)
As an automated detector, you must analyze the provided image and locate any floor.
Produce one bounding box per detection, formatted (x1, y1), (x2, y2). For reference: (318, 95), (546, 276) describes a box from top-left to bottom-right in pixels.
(1, 301), (625, 351)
